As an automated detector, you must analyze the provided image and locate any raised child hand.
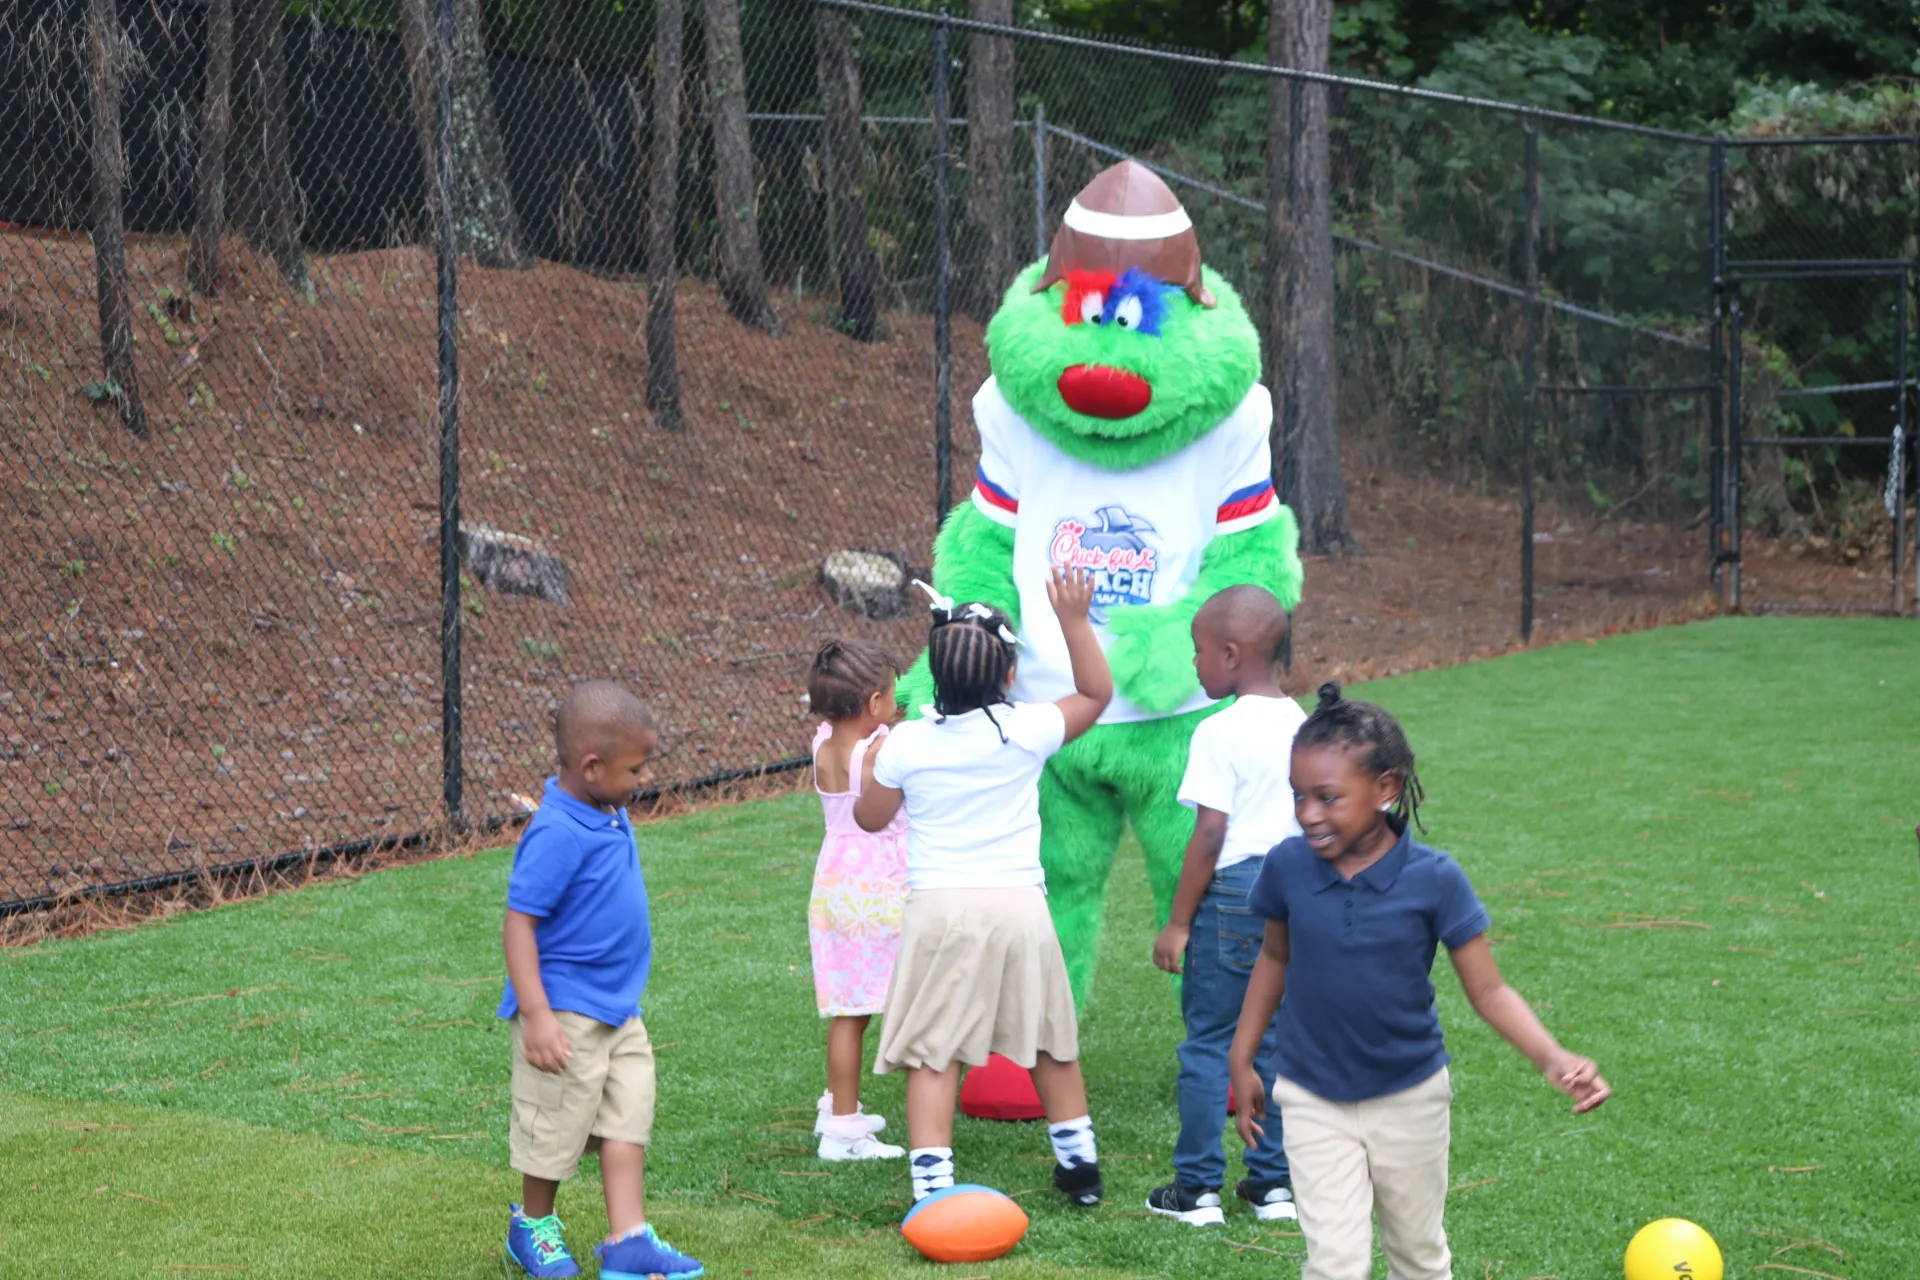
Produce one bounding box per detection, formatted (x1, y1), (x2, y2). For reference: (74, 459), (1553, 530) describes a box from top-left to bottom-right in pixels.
(1545, 1051), (1610, 1113)
(1047, 565), (1094, 624)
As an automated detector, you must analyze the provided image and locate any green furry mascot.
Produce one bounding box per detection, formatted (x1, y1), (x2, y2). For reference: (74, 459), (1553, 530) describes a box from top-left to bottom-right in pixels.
(899, 161), (1304, 1004)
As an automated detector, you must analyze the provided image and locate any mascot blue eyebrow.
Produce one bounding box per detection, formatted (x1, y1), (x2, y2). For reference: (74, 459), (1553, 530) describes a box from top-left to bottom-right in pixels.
(1063, 266), (1175, 336)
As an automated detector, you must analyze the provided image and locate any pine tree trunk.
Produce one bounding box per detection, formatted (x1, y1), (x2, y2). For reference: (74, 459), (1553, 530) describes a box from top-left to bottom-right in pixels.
(702, 0), (779, 333)
(963, 0), (1015, 323)
(87, 0), (146, 436)
(188, 0), (232, 295)
(646, 0), (686, 430)
(397, 0), (531, 268)
(1265, 0), (1357, 554)
(813, 7), (876, 342)
(232, 0), (309, 294)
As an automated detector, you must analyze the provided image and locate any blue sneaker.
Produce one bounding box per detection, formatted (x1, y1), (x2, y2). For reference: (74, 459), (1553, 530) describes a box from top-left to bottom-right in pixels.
(505, 1203), (581, 1278)
(597, 1223), (705, 1279)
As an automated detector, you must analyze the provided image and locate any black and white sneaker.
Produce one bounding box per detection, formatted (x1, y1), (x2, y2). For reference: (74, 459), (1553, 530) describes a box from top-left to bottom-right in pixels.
(1145, 1182), (1225, 1226)
(1053, 1160), (1104, 1207)
(1235, 1176), (1299, 1221)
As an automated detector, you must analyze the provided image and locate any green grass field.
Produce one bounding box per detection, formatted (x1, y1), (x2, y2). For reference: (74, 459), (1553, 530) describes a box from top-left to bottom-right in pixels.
(3, 617), (1915, 1279)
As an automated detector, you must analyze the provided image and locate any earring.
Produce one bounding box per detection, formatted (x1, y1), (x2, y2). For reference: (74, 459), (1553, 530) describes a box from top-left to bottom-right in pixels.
(1380, 802), (1394, 812)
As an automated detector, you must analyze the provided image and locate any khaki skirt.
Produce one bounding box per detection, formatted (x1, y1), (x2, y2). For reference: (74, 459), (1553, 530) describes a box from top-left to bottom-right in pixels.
(873, 886), (1080, 1074)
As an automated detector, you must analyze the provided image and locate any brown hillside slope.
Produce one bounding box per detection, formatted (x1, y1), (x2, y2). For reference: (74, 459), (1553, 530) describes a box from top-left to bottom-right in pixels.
(0, 231), (1869, 903)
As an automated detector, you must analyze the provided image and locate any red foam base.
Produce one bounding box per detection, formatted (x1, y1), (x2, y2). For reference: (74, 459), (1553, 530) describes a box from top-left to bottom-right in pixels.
(958, 1053), (1046, 1121)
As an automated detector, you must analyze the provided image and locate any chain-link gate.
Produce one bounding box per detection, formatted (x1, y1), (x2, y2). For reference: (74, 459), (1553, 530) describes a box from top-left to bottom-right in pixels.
(1716, 136), (1918, 615)
(2, 0), (1914, 913)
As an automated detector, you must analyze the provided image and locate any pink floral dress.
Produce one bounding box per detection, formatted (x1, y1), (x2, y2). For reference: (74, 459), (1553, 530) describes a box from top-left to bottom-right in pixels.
(808, 722), (909, 1017)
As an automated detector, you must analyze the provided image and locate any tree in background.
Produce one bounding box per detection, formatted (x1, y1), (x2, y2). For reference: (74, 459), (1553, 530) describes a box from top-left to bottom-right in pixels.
(398, 0), (531, 269)
(963, 0), (1017, 321)
(704, 0), (781, 333)
(86, 0), (145, 436)
(648, 0), (687, 430)
(813, 7), (878, 341)
(1038, 0), (1916, 131)
(1265, 0), (1354, 554)
(187, 0), (232, 295)
(232, 0), (309, 294)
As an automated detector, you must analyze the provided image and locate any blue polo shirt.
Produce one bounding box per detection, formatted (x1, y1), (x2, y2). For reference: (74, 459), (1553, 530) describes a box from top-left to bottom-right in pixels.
(1246, 828), (1489, 1102)
(496, 777), (652, 1028)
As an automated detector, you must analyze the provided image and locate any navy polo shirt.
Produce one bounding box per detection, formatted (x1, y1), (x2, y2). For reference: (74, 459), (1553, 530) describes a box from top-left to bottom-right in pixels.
(496, 777), (652, 1027)
(1246, 828), (1490, 1102)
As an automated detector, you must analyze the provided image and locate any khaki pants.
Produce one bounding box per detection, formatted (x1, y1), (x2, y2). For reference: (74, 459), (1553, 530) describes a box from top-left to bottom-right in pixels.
(509, 1011), (656, 1181)
(1273, 1067), (1453, 1280)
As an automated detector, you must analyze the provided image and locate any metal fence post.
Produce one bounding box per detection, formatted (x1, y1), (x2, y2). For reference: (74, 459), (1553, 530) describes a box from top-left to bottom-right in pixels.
(1519, 114), (1540, 642)
(1033, 100), (1047, 261)
(1727, 282), (1745, 612)
(432, 0), (464, 833)
(1894, 265), (1910, 613)
(931, 18), (953, 522)
(1707, 137), (1726, 599)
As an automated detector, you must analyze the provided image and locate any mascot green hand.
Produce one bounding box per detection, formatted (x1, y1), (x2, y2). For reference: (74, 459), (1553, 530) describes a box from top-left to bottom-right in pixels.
(901, 161), (1303, 1004)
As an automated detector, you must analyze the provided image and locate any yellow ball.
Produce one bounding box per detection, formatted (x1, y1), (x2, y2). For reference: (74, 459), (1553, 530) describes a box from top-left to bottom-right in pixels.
(1625, 1218), (1723, 1280)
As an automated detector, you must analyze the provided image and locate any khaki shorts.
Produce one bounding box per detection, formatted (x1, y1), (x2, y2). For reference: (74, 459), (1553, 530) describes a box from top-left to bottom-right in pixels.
(509, 1010), (655, 1181)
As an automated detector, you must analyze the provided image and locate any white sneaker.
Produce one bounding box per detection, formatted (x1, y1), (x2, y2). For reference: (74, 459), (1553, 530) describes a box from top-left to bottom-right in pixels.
(817, 1132), (906, 1160)
(814, 1092), (886, 1136)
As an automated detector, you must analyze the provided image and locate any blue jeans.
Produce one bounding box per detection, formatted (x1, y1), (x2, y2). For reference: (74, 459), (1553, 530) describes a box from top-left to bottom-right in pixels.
(1173, 857), (1288, 1189)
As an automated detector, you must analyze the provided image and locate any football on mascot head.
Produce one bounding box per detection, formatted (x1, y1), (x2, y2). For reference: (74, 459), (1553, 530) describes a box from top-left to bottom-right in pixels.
(901, 158), (1305, 1041)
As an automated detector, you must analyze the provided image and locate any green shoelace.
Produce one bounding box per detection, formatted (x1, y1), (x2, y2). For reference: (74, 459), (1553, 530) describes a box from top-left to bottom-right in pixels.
(523, 1213), (569, 1261)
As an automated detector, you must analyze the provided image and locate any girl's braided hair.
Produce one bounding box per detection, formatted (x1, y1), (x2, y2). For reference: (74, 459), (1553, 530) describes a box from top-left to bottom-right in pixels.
(923, 594), (1018, 742)
(1295, 682), (1427, 834)
(808, 639), (898, 721)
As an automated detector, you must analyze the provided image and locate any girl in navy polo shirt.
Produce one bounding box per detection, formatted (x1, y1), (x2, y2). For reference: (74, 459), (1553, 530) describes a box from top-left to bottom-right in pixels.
(1229, 684), (1610, 1280)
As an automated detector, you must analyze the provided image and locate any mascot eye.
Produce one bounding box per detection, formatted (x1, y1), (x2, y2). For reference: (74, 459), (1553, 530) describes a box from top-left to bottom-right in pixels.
(1079, 291), (1106, 325)
(1113, 296), (1144, 330)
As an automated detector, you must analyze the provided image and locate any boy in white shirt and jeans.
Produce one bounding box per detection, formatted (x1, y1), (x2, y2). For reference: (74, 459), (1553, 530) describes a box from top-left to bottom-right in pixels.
(1147, 585), (1305, 1226)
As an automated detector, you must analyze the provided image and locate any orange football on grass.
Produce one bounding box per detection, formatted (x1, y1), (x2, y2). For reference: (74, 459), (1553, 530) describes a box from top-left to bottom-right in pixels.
(901, 1184), (1030, 1263)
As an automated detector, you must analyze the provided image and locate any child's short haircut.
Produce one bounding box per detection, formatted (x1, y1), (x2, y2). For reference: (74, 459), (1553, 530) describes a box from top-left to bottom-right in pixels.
(808, 639), (899, 720)
(1196, 584), (1289, 665)
(553, 680), (655, 766)
(1294, 682), (1426, 833)
(927, 605), (1017, 727)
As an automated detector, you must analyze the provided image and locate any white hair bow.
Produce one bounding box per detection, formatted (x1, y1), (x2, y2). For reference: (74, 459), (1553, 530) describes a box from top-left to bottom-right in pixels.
(912, 580), (1021, 647)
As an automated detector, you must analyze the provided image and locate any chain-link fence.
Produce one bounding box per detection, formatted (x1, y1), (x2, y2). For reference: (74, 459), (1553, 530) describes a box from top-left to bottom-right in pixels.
(3, 0), (1915, 910)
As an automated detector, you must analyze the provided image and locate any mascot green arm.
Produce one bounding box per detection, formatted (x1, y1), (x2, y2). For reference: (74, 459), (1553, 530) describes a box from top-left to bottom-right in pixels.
(1104, 504), (1303, 714)
(894, 502), (1018, 715)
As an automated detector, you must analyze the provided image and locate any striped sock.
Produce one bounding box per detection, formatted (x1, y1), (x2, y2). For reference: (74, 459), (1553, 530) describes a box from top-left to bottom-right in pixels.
(1048, 1115), (1097, 1169)
(910, 1147), (955, 1200)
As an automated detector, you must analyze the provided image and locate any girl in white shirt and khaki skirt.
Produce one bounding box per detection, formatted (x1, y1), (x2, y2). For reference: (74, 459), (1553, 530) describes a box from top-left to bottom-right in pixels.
(855, 567), (1112, 1212)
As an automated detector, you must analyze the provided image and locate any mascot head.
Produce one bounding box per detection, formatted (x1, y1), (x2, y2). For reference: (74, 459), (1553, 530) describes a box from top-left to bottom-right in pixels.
(986, 161), (1262, 471)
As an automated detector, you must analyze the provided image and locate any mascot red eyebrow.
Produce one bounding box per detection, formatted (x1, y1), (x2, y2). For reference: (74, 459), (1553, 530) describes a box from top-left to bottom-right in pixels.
(898, 161), (1305, 1025)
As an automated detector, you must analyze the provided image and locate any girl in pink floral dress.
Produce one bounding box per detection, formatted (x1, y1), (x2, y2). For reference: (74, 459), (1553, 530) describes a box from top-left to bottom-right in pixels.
(806, 639), (910, 1161)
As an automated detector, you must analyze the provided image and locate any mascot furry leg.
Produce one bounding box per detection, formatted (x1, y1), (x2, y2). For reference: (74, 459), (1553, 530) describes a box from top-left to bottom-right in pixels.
(1040, 711), (1215, 1004)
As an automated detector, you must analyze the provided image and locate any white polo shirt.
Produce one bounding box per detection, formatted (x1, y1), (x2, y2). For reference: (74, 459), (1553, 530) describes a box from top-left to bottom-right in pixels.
(969, 376), (1279, 724)
(872, 702), (1067, 891)
(1176, 694), (1308, 869)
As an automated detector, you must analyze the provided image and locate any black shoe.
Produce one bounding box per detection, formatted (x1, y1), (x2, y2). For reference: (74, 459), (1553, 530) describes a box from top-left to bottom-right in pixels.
(1235, 1176), (1298, 1221)
(1145, 1181), (1225, 1226)
(1053, 1159), (1104, 1207)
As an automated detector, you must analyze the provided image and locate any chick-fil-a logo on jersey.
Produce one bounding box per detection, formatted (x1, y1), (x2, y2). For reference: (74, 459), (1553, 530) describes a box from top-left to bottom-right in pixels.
(1050, 505), (1159, 615)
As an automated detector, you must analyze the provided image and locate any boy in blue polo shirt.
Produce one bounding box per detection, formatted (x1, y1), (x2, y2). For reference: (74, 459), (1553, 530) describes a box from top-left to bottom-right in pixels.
(497, 681), (702, 1280)
(1230, 684), (1609, 1280)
